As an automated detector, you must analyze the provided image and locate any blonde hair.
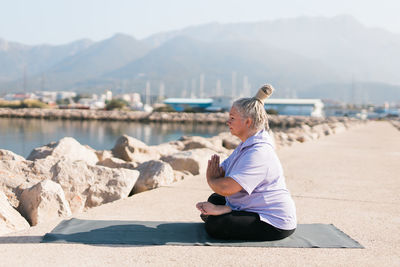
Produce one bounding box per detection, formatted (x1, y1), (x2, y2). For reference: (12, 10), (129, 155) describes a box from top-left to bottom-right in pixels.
(232, 84), (274, 130)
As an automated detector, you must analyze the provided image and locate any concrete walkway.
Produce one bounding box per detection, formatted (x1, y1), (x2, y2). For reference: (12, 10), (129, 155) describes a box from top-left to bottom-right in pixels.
(1, 121), (399, 266)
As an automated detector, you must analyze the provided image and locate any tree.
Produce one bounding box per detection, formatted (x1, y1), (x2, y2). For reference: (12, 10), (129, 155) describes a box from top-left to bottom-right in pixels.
(105, 99), (128, 110)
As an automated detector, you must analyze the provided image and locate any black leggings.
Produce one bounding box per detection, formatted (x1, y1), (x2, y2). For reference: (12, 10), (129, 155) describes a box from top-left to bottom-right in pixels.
(204, 193), (295, 241)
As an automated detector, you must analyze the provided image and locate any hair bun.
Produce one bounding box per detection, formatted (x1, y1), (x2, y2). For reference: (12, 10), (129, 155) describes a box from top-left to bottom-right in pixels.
(255, 84), (274, 102)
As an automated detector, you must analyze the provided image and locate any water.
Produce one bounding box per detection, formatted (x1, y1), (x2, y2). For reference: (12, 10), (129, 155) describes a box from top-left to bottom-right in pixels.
(0, 118), (227, 158)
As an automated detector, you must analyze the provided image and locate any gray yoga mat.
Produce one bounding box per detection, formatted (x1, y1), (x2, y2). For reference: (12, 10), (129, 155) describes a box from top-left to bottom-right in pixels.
(42, 218), (363, 248)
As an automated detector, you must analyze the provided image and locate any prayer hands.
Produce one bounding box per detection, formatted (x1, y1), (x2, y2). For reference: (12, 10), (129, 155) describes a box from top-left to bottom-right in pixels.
(206, 154), (224, 180)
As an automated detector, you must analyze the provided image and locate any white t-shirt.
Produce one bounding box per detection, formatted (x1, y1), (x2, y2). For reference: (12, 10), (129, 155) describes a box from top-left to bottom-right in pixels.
(221, 129), (297, 230)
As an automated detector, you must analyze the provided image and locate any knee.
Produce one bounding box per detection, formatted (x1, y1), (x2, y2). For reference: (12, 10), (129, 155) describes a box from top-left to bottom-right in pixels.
(207, 193), (226, 205)
(205, 216), (230, 240)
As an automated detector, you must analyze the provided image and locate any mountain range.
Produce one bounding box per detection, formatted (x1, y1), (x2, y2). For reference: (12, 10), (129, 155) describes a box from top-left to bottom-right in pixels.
(1, 15), (400, 104)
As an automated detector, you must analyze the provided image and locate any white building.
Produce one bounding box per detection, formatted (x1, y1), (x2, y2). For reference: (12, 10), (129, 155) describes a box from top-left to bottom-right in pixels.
(264, 98), (325, 117)
(105, 90), (112, 101)
(78, 97), (105, 109)
(56, 91), (77, 101)
(208, 96), (233, 111)
(115, 93), (144, 110)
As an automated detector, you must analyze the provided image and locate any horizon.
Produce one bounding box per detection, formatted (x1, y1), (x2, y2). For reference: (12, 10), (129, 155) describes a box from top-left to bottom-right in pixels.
(1, 0), (400, 45)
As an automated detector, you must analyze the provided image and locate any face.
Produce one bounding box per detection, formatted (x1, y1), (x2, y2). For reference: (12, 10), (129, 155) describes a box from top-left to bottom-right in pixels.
(227, 106), (250, 140)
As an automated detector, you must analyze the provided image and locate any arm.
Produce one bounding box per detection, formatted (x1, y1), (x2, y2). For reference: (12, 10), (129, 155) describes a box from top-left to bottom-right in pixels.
(206, 154), (243, 196)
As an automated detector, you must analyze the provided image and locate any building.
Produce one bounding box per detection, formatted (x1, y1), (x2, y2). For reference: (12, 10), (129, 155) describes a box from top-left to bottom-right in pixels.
(207, 96), (233, 112)
(164, 97), (325, 116)
(164, 98), (213, 112)
(264, 98), (324, 117)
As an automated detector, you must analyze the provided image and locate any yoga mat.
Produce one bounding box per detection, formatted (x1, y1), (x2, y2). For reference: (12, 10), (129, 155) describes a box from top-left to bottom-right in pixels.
(42, 218), (363, 248)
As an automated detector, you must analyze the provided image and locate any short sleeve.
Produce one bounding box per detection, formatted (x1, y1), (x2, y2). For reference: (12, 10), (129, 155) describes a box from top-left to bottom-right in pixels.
(227, 147), (268, 194)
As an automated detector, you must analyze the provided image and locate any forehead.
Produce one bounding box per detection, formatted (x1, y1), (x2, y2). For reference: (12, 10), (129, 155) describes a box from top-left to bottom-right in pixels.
(229, 106), (241, 116)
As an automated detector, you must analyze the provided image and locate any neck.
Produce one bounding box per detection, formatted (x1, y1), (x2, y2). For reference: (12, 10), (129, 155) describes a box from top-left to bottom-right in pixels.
(239, 128), (259, 142)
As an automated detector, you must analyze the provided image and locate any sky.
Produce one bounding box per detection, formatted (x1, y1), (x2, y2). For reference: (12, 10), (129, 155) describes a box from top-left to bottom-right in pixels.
(0, 0), (399, 45)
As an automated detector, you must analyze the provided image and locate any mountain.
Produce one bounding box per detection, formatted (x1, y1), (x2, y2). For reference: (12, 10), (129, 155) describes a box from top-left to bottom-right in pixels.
(144, 15), (400, 85)
(106, 36), (343, 97)
(3, 34), (152, 91)
(0, 38), (92, 83)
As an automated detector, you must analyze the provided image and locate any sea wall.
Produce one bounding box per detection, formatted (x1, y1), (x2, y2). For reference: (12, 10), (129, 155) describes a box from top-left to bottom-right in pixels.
(0, 108), (361, 126)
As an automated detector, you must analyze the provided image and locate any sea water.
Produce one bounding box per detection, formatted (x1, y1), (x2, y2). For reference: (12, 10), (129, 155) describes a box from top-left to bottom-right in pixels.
(0, 118), (227, 157)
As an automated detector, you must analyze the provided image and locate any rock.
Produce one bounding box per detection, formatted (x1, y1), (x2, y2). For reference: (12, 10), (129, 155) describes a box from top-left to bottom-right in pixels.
(312, 124), (333, 137)
(218, 132), (241, 149)
(95, 150), (113, 162)
(173, 170), (193, 181)
(0, 160), (47, 208)
(0, 150), (25, 161)
(0, 191), (30, 235)
(151, 141), (184, 158)
(131, 160), (175, 194)
(267, 129), (276, 148)
(51, 159), (139, 213)
(27, 137), (98, 166)
(330, 122), (346, 134)
(97, 157), (138, 169)
(180, 135), (218, 150)
(161, 148), (219, 175)
(295, 133), (312, 143)
(18, 180), (72, 226)
(112, 135), (159, 163)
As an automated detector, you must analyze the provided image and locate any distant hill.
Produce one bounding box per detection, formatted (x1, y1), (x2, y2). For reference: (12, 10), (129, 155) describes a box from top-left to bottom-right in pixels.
(144, 15), (400, 85)
(105, 36), (343, 98)
(0, 38), (92, 83)
(1, 15), (400, 104)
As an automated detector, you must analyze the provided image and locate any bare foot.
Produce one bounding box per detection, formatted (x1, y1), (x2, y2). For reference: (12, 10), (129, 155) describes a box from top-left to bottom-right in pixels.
(196, 201), (232, 216)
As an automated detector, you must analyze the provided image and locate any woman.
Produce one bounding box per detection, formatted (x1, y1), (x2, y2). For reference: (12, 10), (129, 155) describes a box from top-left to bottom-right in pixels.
(196, 84), (296, 241)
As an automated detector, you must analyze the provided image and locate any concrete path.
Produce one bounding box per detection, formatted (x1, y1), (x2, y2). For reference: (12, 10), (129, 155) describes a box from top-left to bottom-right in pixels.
(1, 121), (399, 266)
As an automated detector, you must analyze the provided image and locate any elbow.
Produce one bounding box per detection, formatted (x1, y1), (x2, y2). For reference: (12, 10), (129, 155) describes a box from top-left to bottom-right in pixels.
(213, 186), (235, 197)
(208, 177), (242, 197)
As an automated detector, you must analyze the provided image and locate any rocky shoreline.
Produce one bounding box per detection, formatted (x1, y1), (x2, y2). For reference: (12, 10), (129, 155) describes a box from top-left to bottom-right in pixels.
(389, 118), (400, 131)
(0, 111), (366, 235)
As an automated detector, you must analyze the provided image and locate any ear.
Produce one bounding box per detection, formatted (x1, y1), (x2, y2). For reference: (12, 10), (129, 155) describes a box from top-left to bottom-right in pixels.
(245, 117), (252, 128)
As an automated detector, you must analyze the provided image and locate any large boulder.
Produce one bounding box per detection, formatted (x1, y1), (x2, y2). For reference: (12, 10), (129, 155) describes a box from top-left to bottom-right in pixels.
(0, 159), (48, 208)
(0, 150), (25, 161)
(180, 136), (227, 153)
(0, 191), (30, 235)
(161, 148), (220, 175)
(18, 180), (72, 226)
(51, 159), (139, 213)
(95, 150), (113, 162)
(132, 160), (175, 194)
(330, 122), (347, 134)
(151, 141), (184, 158)
(218, 132), (241, 150)
(311, 124), (333, 137)
(27, 137), (98, 166)
(112, 135), (159, 163)
(97, 157), (138, 169)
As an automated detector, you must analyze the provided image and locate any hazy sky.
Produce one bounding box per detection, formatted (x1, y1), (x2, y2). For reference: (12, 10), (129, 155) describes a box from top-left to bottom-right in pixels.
(1, 0), (399, 45)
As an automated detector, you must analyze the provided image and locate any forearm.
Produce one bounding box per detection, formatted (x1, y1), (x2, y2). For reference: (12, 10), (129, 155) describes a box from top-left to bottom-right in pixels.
(207, 177), (238, 196)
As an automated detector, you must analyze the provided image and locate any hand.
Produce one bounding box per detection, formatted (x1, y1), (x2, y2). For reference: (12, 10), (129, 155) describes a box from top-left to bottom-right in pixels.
(196, 201), (232, 216)
(206, 154), (224, 180)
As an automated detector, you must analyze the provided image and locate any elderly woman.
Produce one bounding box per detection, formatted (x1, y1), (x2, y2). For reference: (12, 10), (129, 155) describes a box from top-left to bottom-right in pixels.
(196, 84), (296, 241)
